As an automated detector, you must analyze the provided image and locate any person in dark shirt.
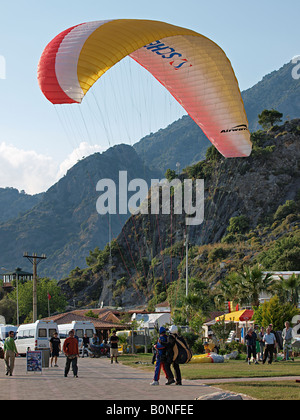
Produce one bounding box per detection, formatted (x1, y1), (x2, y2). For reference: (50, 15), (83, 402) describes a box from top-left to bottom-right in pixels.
(50, 332), (61, 367)
(63, 330), (79, 378)
(109, 331), (119, 364)
(245, 328), (258, 365)
(81, 333), (90, 358)
(164, 325), (182, 385)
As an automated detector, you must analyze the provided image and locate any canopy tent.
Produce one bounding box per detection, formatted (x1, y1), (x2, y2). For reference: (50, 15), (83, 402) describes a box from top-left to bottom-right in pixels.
(239, 309), (254, 322)
(215, 309), (254, 323)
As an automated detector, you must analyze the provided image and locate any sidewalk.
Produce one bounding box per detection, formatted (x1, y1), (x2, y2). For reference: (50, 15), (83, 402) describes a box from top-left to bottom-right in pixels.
(2, 356), (297, 400)
(0, 356), (228, 400)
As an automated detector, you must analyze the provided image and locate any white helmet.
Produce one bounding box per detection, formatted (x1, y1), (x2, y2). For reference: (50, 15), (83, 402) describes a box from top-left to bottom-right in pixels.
(169, 325), (178, 334)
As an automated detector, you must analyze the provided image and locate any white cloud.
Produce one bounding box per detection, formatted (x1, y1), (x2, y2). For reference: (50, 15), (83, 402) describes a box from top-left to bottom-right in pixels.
(0, 141), (106, 195)
(57, 142), (106, 180)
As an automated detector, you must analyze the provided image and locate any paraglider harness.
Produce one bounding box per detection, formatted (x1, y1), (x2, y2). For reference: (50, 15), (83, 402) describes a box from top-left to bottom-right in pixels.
(166, 333), (192, 364)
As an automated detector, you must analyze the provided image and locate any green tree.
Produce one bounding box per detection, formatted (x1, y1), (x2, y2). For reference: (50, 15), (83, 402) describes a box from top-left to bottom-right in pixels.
(253, 295), (299, 330)
(258, 234), (300, 270)
(271, 273), (300, 306)
(211, 318), (236, 346)
(0, 296), (17, 324)
(214, 272), (241, 309)
(238, 265), (273, 308)
(258, 109), (283, 130)
(217, 265), (273, 308)
(227, 215), (250, 235)
(165, 168), (177, 182)
(84, 310), (99, 319)
(274, 200), (298, 221)
(9, 277), (67, 322)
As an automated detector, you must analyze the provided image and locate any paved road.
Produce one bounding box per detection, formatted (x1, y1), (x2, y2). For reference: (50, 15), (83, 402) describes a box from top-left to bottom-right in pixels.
(0, 356), (226, 400)
(3, 356), (297, 400)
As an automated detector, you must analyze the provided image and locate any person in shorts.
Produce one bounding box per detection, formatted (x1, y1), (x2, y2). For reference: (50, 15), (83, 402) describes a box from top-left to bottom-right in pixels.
(50, 331), (61, 367)
(109, 330), (119, 364)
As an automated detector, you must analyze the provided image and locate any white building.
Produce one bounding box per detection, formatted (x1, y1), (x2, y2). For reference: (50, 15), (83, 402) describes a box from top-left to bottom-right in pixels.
(260, 271), (300, 307)
(131, 312), (171, 331)
(155, 301), (171, 313)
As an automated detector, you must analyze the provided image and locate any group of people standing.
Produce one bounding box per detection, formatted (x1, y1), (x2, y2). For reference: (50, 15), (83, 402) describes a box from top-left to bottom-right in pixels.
(51, 329), (120, 377)
(245, 322), (296, 365)
(1, 329), (119, 378)
(150, 325), (182, 386)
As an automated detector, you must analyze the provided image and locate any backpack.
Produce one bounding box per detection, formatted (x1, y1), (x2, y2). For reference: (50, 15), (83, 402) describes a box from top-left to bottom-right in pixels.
(0, 347), (4, 359)
(171, 334), (192, 364)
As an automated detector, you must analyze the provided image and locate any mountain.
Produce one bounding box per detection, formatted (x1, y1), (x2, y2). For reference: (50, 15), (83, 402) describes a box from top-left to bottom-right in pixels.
(133, 60), (300, 173)
(0, 61), (299, 282)
(133, 116), (211, 174)
(0, 145), (160, 279)
(59, 119), (300, 308)
(242, 61), (300, 131)
(0, 188), (43, 223)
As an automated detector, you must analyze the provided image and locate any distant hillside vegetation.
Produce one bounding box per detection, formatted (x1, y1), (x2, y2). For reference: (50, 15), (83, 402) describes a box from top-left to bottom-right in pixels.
(0, 188), (43, 223)
(59, 119), (300, 309)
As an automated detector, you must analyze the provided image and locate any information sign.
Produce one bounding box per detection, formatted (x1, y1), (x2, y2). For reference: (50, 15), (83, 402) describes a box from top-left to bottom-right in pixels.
(26, 350), (42, 373)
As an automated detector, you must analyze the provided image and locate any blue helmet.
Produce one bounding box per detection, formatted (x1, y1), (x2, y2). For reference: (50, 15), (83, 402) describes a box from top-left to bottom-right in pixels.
(159, 327), (166, 334)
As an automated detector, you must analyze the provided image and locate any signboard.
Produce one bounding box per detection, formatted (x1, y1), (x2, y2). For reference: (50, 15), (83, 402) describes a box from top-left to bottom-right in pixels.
(26, 351), (42, 373)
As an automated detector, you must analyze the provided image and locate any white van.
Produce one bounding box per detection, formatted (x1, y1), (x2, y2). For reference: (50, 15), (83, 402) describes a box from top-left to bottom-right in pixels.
(57, 321), (95, 353)
(0, 324), (18, 349)
(0, 324), (18, 340)
(16, 320), (59, 355)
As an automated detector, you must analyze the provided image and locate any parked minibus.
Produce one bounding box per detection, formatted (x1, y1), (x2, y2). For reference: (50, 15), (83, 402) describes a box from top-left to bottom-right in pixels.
(0, 324), (18, 349)
(57, 321), (96, 353)
(15, 320), (59, 355)
(0, 324), (18, 340)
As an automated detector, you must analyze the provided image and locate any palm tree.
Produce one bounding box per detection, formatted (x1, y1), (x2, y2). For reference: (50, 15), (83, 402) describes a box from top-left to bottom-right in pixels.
(214, 272), (241, 309)
(238, 265), (273, 308)
(216, 265), (274, 309)
(280, 273), (300, 306)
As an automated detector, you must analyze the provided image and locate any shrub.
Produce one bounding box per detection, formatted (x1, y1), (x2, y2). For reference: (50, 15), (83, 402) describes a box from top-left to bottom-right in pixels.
(274, 200), (298, 221)
(192, 338), (204, 354)
(227, 215), (250, 235)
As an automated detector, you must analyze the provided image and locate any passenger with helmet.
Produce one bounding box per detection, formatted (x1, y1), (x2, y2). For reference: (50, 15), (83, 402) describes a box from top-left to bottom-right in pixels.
(164, 325), (182, 386)
(150, 326), (169, 386)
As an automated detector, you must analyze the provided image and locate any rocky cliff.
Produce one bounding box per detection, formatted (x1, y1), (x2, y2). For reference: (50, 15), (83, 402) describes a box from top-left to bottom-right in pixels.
(60, 120), (300, 308)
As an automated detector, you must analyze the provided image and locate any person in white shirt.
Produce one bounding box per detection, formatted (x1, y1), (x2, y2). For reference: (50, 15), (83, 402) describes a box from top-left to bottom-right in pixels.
(282, 321), (293, 361)
(263, 327), (276, 365)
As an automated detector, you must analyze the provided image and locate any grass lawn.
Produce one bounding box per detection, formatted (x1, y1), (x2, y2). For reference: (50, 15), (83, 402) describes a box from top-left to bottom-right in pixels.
(120, 353), (300, 380)
(215, 381), (300, 400)
(119, 353), (300, 399)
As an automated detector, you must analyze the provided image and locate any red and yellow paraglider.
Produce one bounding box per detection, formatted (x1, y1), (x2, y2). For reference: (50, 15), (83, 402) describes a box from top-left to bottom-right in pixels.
(38, 19), (252, 158)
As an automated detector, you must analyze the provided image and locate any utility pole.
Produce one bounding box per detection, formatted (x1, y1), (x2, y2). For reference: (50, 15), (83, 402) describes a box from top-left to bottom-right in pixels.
(23, 252), (47, 322)
(184, 233), (189, 297)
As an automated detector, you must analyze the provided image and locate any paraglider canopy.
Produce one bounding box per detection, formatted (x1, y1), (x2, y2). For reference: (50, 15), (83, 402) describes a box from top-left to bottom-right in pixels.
(38, 19), (252, 158)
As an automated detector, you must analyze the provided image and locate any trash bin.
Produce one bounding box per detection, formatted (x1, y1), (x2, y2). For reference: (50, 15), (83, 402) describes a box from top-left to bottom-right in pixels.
(40, 349), (50, 368)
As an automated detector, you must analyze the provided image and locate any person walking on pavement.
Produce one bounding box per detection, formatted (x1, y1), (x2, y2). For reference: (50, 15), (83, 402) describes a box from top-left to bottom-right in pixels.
(109, 330), (119, 364)
(150, 326), (168, 386)
(245, 328), (259, 365)
(81, 333), (90, 358)
(263, 326), (276, 365)
(282, 321), (294, 361)
(269, 324), (278, 362)
(164, 325), (182, 386)
(3, 331), (18, 376)
(63, 330), (79, 377)
(50, 331), (61, 367)
(258, 327), (265, 361)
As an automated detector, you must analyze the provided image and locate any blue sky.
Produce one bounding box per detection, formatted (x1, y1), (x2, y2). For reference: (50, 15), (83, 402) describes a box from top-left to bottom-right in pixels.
(0, 0), (299, 193)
